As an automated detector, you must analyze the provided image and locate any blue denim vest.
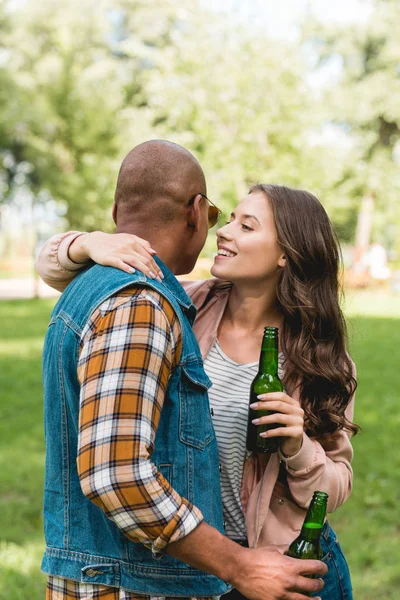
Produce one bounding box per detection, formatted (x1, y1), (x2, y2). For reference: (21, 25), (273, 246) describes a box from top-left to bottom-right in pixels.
(41, 260), (230, 597)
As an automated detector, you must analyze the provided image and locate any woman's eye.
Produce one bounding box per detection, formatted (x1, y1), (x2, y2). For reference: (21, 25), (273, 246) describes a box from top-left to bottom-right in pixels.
(242, 224), (253, 231)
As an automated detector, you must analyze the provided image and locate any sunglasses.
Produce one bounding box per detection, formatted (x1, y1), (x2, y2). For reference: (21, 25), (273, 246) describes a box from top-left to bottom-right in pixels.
(188, 193), (222, 228)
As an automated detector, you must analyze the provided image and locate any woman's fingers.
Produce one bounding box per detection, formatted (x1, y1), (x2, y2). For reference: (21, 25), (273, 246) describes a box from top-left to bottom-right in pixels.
(251, 394), (304, 442)
(251, 400), (304, 417)
(110, 259), (136, 275)
(253, 415), (303, 438)
(252, 412), (303, 426)
(257, 392), (298, 405)
(130, 244), (164, 279)
(260, 426), (304, 438)
(120, 253), (163, 281)
(110, 256), (163, 281)
(86, 232), (164, 280)
(104, 244), (163, 280)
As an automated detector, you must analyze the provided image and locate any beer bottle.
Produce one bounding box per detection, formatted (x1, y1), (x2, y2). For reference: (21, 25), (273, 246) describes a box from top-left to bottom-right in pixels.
(246, 326), (283, 453)
(287, 491), (328, 560)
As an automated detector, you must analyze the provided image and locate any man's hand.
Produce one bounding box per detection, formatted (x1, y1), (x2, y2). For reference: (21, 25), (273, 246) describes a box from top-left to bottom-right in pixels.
(230, 545), (327, 600)
(167, 522), (327, 600)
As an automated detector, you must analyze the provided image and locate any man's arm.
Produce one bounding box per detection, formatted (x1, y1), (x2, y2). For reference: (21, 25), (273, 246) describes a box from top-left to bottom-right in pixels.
(77, 287), (202, 557)
(167, 520), (327, 600)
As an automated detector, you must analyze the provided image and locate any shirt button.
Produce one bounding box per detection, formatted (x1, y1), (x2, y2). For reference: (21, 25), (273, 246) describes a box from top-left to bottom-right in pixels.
(219, 464), (222, 473)
(210, 408), (214, 416)
(223, 520), (227, 528)
(278, 499), (285, 505)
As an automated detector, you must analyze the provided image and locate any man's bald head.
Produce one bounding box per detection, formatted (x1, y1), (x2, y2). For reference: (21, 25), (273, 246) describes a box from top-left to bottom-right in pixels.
(114, 140), (206, 228)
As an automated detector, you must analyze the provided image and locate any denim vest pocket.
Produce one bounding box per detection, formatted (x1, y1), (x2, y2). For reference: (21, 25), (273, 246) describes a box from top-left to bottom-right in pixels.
(179, 361), (215, 450)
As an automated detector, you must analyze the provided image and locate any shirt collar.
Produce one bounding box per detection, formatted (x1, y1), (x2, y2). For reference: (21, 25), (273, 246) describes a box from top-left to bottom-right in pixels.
(154, 256), (198, 322)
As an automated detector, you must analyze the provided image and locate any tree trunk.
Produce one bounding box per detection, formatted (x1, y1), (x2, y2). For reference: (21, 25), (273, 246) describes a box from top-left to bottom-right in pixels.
(354, 192), (374, 264)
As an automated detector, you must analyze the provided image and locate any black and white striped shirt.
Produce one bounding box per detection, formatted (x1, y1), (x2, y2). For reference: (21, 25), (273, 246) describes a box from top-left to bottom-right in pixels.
(204, 339), (284, 541)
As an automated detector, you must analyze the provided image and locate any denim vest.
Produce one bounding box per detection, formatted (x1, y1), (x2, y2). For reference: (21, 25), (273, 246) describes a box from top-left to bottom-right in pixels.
(41, 260), (231, 597)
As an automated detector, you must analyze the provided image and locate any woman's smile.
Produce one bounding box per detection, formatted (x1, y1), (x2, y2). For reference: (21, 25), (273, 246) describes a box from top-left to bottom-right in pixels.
(215, 244), (237, 259)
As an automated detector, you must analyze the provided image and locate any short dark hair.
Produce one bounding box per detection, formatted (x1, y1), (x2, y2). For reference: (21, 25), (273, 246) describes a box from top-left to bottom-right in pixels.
(115, 140), (206, 225)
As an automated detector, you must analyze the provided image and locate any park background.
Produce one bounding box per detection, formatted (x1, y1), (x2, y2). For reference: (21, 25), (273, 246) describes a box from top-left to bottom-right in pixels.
(1, 0), (399, 598)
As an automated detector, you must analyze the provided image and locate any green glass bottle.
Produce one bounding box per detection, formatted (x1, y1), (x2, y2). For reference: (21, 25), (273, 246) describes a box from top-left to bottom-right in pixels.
(246, 326), (283, 454)
(287, 491), (328, 560)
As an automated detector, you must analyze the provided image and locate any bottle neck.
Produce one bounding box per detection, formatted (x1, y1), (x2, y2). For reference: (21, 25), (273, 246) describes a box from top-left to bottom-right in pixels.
(300, 494), (327, 542)
(258, 336), (279, 376)
(300, 523), (324, 544)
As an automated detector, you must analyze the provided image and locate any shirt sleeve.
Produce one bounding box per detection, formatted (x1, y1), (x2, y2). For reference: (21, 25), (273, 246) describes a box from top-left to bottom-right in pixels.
(76, 287), (204, 558)
(278, 361), (357, 513)
(35, 231), (89, 292)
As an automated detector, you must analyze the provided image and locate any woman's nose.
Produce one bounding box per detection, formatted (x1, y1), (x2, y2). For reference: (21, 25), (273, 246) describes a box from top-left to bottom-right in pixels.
(216, 222), (233, 238)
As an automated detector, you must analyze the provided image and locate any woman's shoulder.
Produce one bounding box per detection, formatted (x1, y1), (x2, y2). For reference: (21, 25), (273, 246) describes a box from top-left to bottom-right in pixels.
(180, 277), (232, 306)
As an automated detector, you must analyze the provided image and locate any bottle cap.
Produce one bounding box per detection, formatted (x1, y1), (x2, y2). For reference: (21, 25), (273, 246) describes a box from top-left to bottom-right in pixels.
(263, 326), (278, 336)
(312, 491), (329, 502)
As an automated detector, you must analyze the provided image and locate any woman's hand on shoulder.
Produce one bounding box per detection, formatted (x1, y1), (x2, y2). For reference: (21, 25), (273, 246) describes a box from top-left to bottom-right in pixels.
(76, 232), (164, 282)
(250, 392), (304, 457)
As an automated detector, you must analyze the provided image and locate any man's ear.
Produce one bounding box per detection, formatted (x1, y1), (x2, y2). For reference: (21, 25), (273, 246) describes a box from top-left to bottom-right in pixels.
(112, 202), (117, 225)
(187, 194), (203, 232)
(278, 253), (286, 268)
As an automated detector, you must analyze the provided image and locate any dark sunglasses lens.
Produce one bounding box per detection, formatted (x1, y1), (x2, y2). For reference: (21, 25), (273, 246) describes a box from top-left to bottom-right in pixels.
(208, 206), (219, 228)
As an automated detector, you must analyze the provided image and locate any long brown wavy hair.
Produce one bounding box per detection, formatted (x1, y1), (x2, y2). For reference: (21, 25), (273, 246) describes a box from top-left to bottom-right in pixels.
(250, 183), (359, 439)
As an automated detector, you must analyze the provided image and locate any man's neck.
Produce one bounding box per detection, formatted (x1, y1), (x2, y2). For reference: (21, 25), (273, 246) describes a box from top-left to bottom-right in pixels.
(114, 224), (181, 275)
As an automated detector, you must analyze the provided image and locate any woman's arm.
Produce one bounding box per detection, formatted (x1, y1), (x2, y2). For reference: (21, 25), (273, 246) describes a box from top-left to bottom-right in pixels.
(35, 232), (89, 292)
(35, 231), (164, 292)
(278, 364), (357, 513)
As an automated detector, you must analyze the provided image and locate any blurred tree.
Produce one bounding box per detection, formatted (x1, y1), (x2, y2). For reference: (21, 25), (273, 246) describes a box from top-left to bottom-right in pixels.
(145, 15), (327, 255)
(0, 1), (26, 203)
(0, 0), (216, 230)
(1, 0), (133, 230)
(1, 0), (327, 239)
(11, 0), (399, 255)
(303, 0), (400, 254)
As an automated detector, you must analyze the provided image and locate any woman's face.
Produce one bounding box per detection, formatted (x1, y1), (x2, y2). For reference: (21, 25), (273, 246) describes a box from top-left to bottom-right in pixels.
(210, 191), (286, 283)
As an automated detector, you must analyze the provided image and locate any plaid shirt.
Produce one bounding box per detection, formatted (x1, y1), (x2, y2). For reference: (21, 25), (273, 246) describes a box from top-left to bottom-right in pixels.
(47, 286), (212, 600)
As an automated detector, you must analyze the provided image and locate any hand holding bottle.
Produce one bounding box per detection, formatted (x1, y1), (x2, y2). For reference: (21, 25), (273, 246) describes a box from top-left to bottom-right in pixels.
(250, 391), (304, 457)
(167, 520), (327, 600)
(231, 545), (327, 600)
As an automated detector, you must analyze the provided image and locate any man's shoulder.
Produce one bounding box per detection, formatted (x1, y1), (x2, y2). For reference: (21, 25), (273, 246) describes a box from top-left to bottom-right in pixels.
(88, 284), (180, 333)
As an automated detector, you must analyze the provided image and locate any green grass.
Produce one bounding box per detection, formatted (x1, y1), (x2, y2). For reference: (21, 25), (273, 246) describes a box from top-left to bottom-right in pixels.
(329, 291), (400, 599)
(0, 299), (55, 600)
(0, 291), (399, 599)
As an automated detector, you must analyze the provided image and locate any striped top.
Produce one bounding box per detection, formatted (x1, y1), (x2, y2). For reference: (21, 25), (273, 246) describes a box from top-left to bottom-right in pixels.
(204, 340), (284, 541)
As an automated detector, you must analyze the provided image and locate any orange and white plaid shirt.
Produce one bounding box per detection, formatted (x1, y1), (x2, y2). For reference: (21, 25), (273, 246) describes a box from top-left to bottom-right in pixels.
(47, 286), (212, 600)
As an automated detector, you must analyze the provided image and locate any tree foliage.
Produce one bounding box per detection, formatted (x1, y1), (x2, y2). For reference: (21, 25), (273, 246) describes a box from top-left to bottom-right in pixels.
(303, 0), (400, 247)
(0, 0), (399, 250)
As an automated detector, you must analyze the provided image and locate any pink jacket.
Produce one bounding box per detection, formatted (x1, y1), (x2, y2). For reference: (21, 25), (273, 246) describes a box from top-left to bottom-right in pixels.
(36, 231), (356, 548)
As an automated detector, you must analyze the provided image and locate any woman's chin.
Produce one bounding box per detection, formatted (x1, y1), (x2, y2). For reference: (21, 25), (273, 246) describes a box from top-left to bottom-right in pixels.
(211, 259), (231, 279)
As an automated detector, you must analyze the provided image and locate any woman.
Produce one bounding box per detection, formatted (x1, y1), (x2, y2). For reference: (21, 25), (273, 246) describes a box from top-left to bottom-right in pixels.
(36, 184), (358, 600)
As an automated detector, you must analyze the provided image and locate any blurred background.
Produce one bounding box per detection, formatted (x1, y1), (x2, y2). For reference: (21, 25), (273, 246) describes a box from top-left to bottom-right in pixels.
(0, 0), (399, 598)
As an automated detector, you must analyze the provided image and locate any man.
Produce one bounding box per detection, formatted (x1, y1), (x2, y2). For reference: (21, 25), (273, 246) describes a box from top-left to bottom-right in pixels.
(41, 140), (327, 600)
